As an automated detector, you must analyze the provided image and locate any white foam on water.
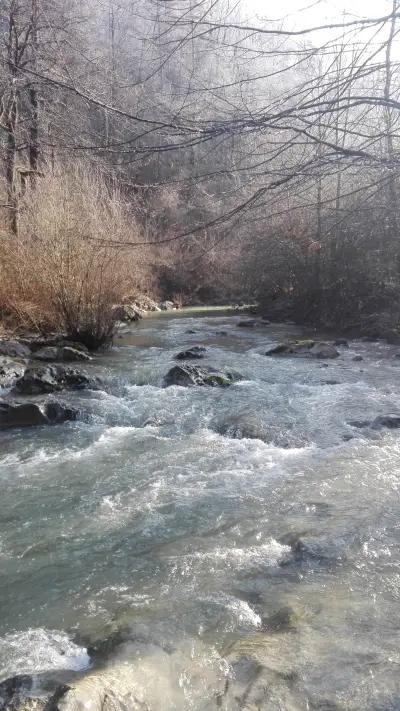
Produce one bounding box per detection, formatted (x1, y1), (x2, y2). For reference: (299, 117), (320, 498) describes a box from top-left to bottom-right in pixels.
(0, 628), (90, 681)
(171, 538), (291, 573)
(207, 538), (291, 567)
(200, 593), (262, 628)
(1, 426), (169, 476)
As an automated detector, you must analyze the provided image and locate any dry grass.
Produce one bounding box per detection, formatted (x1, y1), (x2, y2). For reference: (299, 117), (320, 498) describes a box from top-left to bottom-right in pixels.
(0, 166), (151, 347)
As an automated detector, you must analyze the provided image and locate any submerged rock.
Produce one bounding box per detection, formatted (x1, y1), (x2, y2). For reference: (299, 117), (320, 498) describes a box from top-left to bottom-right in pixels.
(266, 340), (339, 359)
(164, 364), (240, 387)
(237, 320), (258, 328)
(214, 413), (268, 441)
(174, 346), (206, 360)
(349, 414), (400, 430)
(261, 606), (299, 634)
(352, 355), (363, 362)
(0, 340), (31, 359)
(13, 365), (93, 395)
(0, 400), (78, 429)
(372, 414), (400, 429)
(280, 531), (345, 566)
(220, 634), (302, 711)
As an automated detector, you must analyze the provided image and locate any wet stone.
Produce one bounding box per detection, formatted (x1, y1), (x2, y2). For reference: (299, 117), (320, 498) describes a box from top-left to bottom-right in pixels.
(13, 365), (94, 395)
(0, 341), (31, 359)
(237, 320), (258, 328)
(0, 400), (78, 429)
(0, 358), (25, 389)
(175, 346), (207, 360)
(266, 341), (339, 359)
(164, 364), (239, 387)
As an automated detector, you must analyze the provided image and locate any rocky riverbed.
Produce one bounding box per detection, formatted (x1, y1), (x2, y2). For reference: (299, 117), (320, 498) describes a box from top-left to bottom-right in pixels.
(1, 309), (400, 710)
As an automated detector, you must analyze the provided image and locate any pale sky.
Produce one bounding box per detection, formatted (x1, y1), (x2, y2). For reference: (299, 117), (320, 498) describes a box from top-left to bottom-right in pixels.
(252, 0), (392, 25)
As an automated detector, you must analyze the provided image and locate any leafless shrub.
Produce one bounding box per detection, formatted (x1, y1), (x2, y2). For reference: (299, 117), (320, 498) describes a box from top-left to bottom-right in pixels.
(0, 166), (150, 347)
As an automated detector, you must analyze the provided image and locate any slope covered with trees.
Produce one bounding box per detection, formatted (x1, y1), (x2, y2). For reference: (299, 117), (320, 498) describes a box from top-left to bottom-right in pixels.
(1, 0), (400, 341)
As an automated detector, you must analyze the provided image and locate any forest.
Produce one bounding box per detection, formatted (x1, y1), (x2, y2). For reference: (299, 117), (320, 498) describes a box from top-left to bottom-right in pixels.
(1, 0), (400, 344)
(3, 4), (400, 710)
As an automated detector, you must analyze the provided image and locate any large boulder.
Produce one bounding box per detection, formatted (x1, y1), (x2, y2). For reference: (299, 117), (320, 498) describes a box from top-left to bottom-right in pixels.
(174, 346), (206, 360)
(164, 364), (240, 387)
(0, 400), (78, 429)
(113, 304), (142, 322)
(18, 333), (66, 352)
(159, 300), (175, 311)
(34, 346), (91, 363)
(13, 365), (93, 395)
(0, 340), (31, 359)
(0, 357), (26, 389)
(266, 340), (339, 359)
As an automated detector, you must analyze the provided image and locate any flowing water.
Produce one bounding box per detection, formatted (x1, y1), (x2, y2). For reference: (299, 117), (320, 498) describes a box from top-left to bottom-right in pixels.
(1, 310), (400, 709)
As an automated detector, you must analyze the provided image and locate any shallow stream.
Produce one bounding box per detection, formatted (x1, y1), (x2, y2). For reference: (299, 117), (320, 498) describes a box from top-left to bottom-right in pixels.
(1, 310), (400, 709)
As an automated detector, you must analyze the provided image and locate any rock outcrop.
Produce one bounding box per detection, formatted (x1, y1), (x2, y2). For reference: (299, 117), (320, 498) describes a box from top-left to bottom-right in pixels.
(0, 400), (78, 429)
(13, 365), (93, 395)
(34, 346), (91, 362)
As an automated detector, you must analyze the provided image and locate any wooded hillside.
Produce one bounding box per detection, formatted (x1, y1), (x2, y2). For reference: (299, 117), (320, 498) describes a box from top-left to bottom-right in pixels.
(1, 1), (400, 340)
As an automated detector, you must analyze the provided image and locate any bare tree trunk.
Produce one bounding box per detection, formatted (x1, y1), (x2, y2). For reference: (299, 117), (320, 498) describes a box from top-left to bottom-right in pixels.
(384, 0), (399, 254)
(5, 1), (19, 234)
(5, 92), (18, 234)
(28, 0), (39, 186)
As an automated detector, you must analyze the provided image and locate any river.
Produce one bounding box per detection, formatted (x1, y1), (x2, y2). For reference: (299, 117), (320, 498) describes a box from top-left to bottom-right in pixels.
(1, 309), (400, 710)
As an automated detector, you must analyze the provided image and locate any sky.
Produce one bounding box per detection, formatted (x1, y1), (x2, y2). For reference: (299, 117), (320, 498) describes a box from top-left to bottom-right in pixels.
(252, 0), (392, 25)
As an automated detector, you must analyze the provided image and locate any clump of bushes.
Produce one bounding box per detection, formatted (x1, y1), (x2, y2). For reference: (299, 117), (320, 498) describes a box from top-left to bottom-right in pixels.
(0, 166), (151, 348)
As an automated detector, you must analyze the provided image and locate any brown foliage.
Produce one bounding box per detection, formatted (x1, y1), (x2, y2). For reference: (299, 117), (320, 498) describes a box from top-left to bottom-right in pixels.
(0, 166), (151, 347)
